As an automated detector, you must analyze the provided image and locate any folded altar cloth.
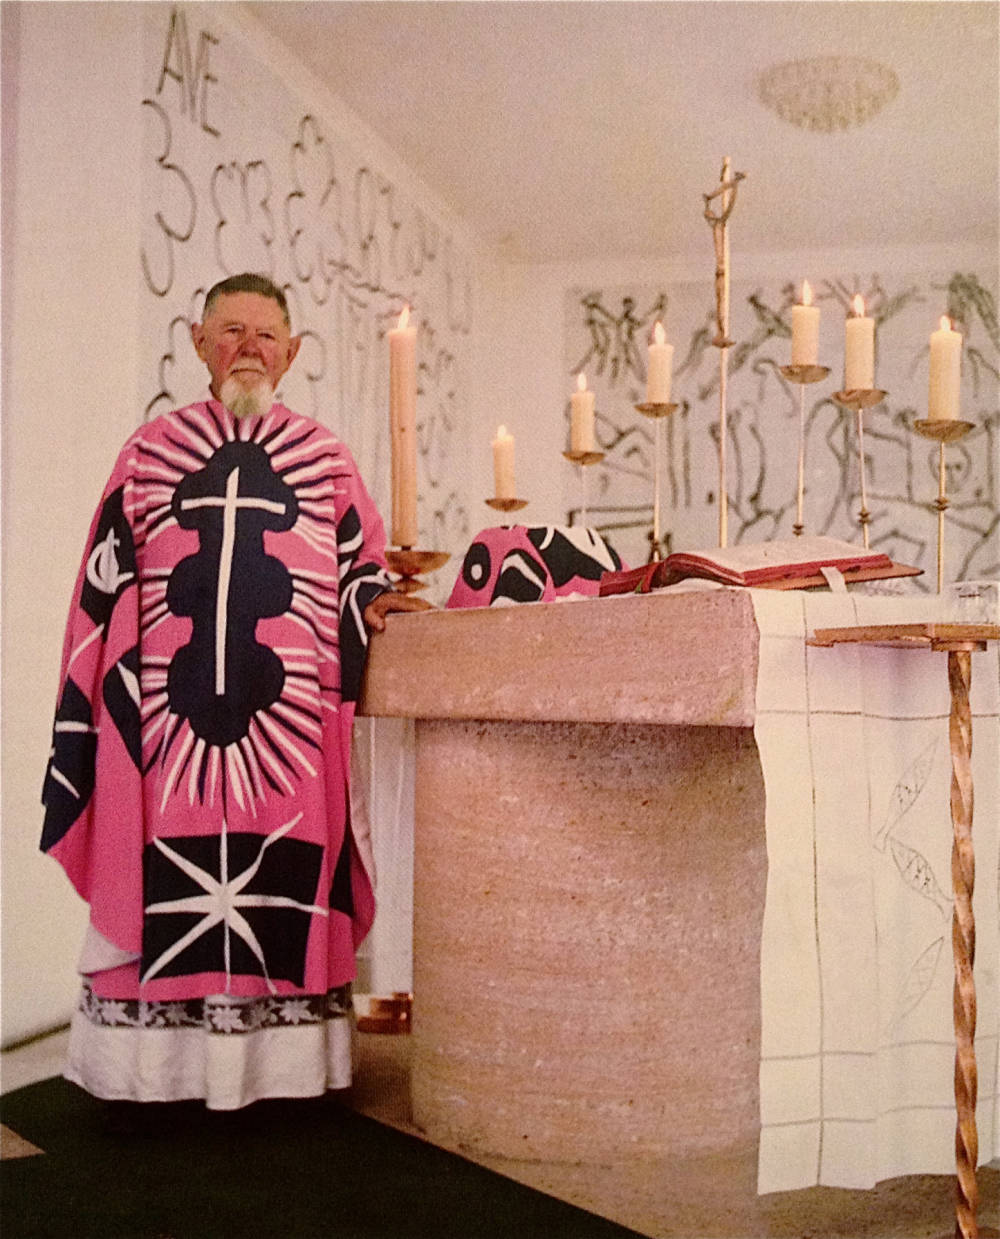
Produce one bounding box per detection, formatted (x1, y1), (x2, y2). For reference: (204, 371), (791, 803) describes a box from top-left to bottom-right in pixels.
(752, 587), (999, 1192)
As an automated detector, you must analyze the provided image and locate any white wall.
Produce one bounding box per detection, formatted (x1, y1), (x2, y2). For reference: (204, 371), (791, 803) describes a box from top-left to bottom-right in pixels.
(0, 1), (487, 1046)
(2, 3), (145, 1046)
(486, 243), (998, 569)
(3, 3), (995, 1047)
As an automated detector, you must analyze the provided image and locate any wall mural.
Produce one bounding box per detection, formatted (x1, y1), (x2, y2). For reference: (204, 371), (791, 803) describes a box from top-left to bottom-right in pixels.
(564, 273), (999, 583)
(139, 4), (474, 600)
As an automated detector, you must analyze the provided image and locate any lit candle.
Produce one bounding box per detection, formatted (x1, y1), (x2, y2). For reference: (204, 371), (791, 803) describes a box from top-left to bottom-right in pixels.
(492, 425), (516, 499)
(928, 315), (962, 420)
(844, 294), (874, 391)
(570, 373), (595, 452)
(646, 321), (674, 404)
(389, 306), (418, 547)
(791, 280), (820, 366)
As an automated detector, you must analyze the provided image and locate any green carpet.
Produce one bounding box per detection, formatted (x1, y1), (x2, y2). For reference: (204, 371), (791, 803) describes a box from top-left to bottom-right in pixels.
(2, 1077), (644, 1238)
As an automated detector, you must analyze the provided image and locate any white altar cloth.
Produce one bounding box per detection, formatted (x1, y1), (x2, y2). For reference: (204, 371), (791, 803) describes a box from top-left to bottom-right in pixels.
(752, 586), (999, 1192)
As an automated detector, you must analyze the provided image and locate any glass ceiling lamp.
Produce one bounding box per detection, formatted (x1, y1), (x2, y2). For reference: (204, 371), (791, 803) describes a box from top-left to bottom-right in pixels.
(757, 56), (899, 132)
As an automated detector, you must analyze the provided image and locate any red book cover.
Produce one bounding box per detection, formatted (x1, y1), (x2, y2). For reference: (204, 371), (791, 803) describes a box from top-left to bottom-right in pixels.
(600, 536), (918, 595)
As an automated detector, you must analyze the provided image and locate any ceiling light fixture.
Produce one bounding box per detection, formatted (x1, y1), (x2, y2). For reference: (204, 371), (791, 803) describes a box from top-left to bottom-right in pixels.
(757, 55), (899, 133)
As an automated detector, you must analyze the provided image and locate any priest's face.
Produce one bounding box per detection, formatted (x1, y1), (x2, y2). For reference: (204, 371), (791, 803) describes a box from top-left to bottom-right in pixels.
(191, 292), (301, 414)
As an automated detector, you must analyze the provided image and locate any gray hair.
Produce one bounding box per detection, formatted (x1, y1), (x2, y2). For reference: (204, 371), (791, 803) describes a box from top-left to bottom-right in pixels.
(202, 273), (291, 328)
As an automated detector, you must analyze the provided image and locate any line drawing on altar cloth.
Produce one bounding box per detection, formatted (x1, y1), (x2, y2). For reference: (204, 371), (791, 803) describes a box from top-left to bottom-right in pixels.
(874, 732), (953, 1035)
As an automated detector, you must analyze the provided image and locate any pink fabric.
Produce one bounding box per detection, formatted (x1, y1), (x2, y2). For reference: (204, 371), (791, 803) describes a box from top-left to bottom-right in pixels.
(447, 524), (624, 609)
(43, 402), (388, 1003)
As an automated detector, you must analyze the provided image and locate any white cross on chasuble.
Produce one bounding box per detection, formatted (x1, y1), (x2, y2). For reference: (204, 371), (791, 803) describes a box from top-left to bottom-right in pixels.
(180, 464), (289, 695)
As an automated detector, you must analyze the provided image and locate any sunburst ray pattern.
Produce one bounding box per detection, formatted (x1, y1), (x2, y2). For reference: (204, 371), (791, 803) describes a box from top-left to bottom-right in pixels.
(130, 404), (365, 815)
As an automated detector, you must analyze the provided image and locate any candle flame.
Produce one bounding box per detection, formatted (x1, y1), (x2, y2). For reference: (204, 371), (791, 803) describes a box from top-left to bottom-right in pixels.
(497, 424), (507, 437)
(397, 305), (410, 330)
(576, 373), (587, 392)
(851, 294), (865, 317)
(939, 315), (952, 332)
(653, 321), (666, 346)
(801, 280), (813, 307)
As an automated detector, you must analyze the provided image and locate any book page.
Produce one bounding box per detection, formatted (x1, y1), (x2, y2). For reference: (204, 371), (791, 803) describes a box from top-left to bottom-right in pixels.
(669, 536), (889, 574)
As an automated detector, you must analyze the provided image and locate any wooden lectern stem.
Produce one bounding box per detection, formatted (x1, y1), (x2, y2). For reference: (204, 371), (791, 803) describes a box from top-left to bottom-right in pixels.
(809, 623), (1000, 1239)
(948, 648), (978, 1239)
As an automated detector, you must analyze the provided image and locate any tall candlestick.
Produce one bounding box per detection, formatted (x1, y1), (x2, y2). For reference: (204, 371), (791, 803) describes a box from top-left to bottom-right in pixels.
(929, 315), (962, 421)
(492, 424), (516, 499)
(791, 279), (820, 366)
(570, 373), (595, 452)
(389, 306), (418, 547)
(844, 294), (875, 390)
(646, 321), (674, 404)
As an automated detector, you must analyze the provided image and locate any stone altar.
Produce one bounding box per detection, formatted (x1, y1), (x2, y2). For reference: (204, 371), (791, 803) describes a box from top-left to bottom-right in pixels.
(359, 587), (766, 1167)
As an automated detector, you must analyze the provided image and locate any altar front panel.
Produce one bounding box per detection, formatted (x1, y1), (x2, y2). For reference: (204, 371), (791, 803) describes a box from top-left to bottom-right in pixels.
(409, 716), (767, 1163)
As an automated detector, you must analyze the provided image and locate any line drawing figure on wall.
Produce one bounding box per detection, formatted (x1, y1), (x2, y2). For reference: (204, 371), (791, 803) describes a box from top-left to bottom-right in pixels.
(146, 314), (196, 420)
(351, 166), (385, 295)
(572, 293), (667, 387)
(144, 285), (207, 421)
(444, 235), (473, 336)
(140, 4), (475, 582)
(141, 98), (197, 298)
(418, 337), (458, 491)
(211, 159), (276, 277)
(154, 4), (221, 138)
(285, 114), (344, 306)
(381, 183), (438, 286)
(565, 272), (998, 572)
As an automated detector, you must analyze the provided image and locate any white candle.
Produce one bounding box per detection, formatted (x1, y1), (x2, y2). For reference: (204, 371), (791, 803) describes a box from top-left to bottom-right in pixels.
(791, 280), (820, 366)
(492, 424), (516, 499)
(844, 294), (875, 391)
(928, 315), (962, 420)
(389, 306), (418, 547)
(646, 321), (674, 404)
(570, 373), (595, 452)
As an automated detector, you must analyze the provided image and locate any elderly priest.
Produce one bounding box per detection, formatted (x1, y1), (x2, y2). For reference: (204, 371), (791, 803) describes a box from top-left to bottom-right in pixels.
(40, 273), (427, 1121)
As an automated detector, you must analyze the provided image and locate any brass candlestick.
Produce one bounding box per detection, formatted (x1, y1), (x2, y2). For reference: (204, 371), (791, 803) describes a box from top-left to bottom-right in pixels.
(485, 497), (529, 514)
(833, 388), (889, 549)
(635, 401), (679, 560)
(809, 622), (1000, 1239)
(385, 547), (451, 594)
(780, 364), (830, 536)
(913, 418), (976, 594)
(356, 991), (412, 1035)
(563, 449), (605, 528)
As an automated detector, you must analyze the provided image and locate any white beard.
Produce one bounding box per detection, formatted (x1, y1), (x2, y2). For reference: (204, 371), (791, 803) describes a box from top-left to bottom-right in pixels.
(219, 374), (275, 420)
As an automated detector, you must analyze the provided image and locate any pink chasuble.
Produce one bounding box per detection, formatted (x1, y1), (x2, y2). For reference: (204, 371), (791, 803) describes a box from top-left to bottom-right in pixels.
(42, 401), (387, 1006)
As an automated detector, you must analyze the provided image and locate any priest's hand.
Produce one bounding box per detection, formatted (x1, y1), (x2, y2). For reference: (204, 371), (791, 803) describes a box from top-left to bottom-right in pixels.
(363, 590), (435, 633)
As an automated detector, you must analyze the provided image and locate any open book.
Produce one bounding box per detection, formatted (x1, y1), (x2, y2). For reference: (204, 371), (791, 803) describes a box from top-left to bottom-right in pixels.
(599, 536), (922, 595)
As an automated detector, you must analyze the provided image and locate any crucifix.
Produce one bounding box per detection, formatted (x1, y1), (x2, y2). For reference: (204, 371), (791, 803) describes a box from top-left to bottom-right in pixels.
(702, 156), (746, 548)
